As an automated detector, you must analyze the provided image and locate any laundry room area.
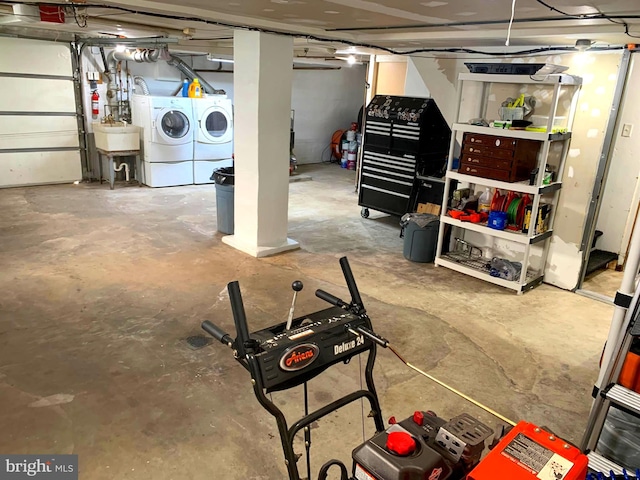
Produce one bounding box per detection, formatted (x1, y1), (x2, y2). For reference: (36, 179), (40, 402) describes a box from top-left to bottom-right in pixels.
(2, 2), (640, 480)
(76, 41), (366, 188)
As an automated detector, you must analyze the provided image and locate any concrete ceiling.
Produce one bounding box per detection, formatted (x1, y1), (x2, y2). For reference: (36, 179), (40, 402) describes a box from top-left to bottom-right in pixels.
(1, 0), (639, 55)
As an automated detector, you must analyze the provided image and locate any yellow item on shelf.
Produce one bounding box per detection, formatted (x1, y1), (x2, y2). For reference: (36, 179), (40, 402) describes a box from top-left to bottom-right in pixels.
(524, 126), (568, 134)
(188, 78), (203, 98)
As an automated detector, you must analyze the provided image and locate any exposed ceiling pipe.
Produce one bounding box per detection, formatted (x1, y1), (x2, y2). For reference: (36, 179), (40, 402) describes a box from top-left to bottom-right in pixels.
(167, 54), (225, 95)
(106, 48), (160, 120)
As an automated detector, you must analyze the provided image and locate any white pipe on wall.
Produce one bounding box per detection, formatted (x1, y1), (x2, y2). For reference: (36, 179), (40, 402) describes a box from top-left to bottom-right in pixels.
(106, 49), (160, 120)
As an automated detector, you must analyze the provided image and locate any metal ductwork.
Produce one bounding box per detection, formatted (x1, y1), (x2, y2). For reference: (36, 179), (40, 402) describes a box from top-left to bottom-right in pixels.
(133, 76), (151, 95)
(110, 49), (161, 63)
(167, 54), (226, 95)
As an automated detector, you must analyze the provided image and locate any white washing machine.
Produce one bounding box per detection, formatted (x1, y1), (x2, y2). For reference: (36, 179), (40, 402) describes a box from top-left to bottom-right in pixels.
(192, 95), (233, 184)
(132, 94), (194, 187)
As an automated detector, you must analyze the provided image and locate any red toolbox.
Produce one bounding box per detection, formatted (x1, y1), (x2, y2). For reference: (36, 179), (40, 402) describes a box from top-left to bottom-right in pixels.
(467, 421), (588, 480)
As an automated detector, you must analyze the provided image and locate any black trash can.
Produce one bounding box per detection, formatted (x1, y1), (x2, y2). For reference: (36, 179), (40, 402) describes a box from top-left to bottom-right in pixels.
(400, 213), (439, 263)
(211, 167), (234, 235)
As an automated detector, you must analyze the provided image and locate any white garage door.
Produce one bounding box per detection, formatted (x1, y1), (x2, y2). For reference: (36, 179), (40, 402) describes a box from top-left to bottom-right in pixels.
(0, 37), (82, 188)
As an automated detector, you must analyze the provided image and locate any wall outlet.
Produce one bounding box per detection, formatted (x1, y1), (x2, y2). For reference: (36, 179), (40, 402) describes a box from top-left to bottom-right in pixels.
(622, 123), (633, 137)
(86, 71), (101, 82)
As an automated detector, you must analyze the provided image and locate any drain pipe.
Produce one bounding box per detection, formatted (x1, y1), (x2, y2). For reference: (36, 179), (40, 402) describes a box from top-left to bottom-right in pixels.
(167, 54), (225, 95)
(107, 49), (160, 119)
(113, 161), (130, 182)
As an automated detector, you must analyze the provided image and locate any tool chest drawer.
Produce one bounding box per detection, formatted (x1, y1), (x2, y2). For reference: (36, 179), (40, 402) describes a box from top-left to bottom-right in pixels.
(460, 163), (513, 182)
(362, 149), (417, 175)
(359, 186), (411, 216)
(463, 132), (517, 150)
(360, 171), (414, 197)
(460, 133), (540, 183)
(462, 143), (514, 160)
(461, 153), (512, 171)
(360, 148), (416, 211)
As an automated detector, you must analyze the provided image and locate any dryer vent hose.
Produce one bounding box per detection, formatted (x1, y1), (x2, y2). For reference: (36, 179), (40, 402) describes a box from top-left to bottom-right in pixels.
(133, 76), (151, 95)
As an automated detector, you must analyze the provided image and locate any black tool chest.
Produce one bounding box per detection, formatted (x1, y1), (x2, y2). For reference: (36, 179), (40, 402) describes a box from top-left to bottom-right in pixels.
(358, 95), (451, 217)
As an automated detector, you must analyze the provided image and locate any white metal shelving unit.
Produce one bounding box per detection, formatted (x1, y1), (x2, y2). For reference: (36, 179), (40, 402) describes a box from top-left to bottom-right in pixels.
(434, 72), (583, 293)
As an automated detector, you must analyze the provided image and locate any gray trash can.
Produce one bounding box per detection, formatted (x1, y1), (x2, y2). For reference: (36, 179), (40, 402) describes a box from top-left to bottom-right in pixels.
(400, 213), (439, 263)
(211, 167), (234, 235)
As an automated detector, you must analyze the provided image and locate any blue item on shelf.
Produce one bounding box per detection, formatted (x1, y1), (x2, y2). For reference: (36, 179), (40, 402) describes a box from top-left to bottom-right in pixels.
(181, 79), (189, 97)
(488, 211), (508, 230)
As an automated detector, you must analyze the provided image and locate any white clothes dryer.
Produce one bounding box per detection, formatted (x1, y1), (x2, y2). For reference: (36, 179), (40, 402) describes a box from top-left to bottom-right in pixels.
(192, 95), (233, 184)
(132, 95), (194, 187)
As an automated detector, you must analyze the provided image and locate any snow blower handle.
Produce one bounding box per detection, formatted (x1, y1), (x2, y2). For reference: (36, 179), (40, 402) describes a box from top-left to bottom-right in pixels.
(315, 289), (349, 309)
(339, 256), (364, 312)
(349, 325), (389, 348)
(201, 321), (233, 347)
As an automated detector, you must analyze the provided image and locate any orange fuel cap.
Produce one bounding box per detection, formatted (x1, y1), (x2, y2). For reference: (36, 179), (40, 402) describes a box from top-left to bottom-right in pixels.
(386, 431), (416, 456)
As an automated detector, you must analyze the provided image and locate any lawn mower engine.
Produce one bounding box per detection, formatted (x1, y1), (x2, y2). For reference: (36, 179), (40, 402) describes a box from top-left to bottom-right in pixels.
(352, 411), (493, 480)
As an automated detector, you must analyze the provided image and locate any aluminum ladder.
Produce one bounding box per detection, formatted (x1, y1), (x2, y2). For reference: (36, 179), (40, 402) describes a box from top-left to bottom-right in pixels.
(581, 282), (640, 473)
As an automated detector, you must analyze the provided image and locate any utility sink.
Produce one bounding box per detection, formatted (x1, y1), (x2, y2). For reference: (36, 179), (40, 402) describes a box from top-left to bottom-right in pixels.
(93, 122), (141, 152)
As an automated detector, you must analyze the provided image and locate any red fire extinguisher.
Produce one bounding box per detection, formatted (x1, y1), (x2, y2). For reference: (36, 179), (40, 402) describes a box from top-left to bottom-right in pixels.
(91, 90), (100, 119)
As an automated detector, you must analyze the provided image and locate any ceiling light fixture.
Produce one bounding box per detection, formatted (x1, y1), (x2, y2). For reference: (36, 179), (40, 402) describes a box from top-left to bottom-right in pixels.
(575, 39), (592, 51)
(347, 55), (356, 64)
(115, 44), (126, 52)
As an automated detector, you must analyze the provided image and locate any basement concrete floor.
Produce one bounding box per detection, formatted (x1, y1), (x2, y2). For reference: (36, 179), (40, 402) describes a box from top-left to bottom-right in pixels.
(0, 164), (614, 479)
(583, 268), (623, 299)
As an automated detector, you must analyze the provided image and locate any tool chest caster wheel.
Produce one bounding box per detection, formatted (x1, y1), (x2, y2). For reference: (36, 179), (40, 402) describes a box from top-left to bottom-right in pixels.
(361, 208), (369, 218)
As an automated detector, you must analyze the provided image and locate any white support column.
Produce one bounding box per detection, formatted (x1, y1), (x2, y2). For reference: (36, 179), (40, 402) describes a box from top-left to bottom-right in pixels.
(222, 30), (299, 257)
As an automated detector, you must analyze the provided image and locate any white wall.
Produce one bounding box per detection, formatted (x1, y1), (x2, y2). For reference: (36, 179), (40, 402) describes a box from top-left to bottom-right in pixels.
(128, 56), (235, 98)
(83, 50), (365, 167)
(404, 52), (623, 290)
(595, 53), (640, 265)
(290, 67), (365, 164)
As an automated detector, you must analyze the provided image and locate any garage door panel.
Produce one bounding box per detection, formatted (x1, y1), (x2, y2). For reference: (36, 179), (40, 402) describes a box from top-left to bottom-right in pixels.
(0, 116), (79, 149)
(0, 78), (76, 113)
(0, 38), (72, 76)
(0, 151), (82, 187)
(0, 37), (81, 187)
